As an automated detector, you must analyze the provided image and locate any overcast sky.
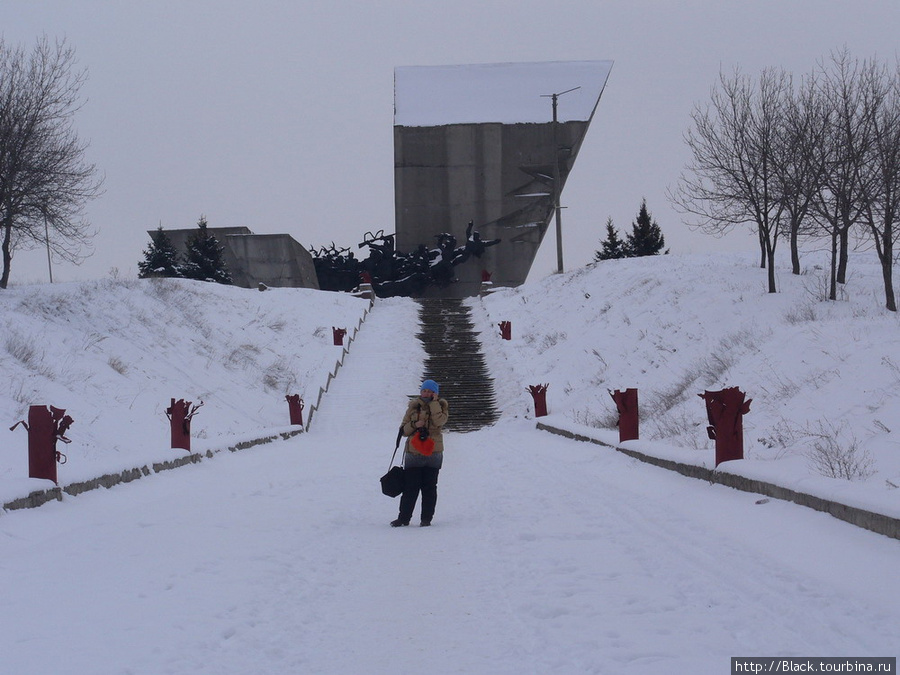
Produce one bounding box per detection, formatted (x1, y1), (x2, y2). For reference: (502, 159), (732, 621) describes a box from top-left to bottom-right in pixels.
(3, 1), (899, 284)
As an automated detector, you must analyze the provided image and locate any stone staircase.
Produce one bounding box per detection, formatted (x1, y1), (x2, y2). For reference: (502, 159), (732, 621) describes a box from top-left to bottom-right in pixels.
(416, 299), (500, 433)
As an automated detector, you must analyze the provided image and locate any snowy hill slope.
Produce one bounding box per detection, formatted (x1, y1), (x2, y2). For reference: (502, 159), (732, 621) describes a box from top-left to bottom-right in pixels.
(1, 277), (370, 502)
(473, 251), (900, 515)
(2, 272), (899, 674)
(2, 251), (899, 520)
(2, 254), (899, 674)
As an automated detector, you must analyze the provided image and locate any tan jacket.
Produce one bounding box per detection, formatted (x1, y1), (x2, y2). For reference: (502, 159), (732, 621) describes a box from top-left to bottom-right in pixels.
(402, 396), (449, 455)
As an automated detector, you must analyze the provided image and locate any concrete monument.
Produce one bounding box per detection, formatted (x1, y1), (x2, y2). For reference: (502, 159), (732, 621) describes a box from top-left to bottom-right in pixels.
(394, 60), (613, 297)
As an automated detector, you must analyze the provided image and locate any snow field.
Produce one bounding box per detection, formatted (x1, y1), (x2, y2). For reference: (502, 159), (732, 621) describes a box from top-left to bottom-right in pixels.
(2, 252), (899, 673)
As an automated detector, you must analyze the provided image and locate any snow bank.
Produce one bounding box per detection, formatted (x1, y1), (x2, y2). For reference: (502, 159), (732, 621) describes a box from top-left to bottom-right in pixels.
(1, 277), (370, 504)
(472, 250), (900, 521)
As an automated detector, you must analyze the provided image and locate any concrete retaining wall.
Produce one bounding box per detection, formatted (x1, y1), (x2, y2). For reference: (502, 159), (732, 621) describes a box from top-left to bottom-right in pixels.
(2, 430), (303, 513)
(537, 421), (900, 541)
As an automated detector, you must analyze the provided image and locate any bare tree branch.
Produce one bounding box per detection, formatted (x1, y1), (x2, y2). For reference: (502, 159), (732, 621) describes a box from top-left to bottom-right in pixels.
(857, 56), (900, 311)
(669, 67), (790, 292)
(0, 35), (103, 288)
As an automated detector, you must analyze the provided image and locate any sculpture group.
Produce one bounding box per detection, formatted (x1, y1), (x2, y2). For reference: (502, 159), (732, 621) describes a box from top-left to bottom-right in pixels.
(311, 222), (500, 297)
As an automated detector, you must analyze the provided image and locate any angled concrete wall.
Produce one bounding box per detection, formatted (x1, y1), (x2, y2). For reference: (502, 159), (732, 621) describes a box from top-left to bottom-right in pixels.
(394, 119), (590, 297)
(158, 226), (252, 256)
(145, 227), (319, 290)
(223, 234), (319, 290)
(393, 60), (613, 298)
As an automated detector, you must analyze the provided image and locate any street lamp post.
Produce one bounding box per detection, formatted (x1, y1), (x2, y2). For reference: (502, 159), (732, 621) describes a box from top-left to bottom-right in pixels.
(542, 86), (580, 274)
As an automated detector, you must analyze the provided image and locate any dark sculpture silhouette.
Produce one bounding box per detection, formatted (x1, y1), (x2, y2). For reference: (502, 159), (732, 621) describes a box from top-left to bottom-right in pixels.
(311, 223), (501, 298)
(452, 221), (501, 266)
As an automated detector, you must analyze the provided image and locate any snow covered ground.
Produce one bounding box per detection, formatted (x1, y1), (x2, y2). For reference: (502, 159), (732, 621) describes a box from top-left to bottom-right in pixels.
(0, 277), (371, 502)
(474, 251), (900, 520)
(1, 252), (899, 673)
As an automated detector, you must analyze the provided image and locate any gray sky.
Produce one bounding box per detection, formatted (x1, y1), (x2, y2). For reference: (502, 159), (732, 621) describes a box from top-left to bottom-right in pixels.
(3, 0), (899, 284)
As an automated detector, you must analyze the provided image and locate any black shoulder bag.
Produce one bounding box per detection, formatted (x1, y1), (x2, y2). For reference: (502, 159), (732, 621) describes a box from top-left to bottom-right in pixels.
(380, 425), (406, 498)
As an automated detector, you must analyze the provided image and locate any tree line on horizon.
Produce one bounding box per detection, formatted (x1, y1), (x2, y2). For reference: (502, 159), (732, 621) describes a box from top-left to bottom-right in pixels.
(1, 36), (895, 312)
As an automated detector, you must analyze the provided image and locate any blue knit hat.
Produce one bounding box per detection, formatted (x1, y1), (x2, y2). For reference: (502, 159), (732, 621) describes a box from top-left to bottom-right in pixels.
(421, 379), (439, 395)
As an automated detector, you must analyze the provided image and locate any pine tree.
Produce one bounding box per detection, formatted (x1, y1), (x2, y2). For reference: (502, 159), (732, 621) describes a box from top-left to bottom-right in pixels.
(625, 199), (668, 257)
(181, 216), (232, 284)
(595, 217), (628, 261)
(138, 226), (183, 278)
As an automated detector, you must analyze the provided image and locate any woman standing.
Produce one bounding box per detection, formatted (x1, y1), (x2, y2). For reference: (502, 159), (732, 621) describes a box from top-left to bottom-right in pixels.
(391, 379), (449, 527)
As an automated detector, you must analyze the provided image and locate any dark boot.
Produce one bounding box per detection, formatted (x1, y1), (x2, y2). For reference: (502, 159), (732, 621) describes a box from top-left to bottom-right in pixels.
(397, 466), (423, 524)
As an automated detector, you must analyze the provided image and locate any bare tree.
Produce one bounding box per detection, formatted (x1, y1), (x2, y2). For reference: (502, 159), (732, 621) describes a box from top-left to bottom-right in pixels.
(0, 36), (102, 288)
(670, 67), (791, 293)
(857, 58), (900, 312)
(674, 49), (898, 311)
(774, 72), (828, 276)
(808, 50), (874, 301)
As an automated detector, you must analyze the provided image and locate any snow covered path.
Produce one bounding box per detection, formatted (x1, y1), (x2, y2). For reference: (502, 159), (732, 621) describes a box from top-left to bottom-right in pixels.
(2, 299), (898, 674)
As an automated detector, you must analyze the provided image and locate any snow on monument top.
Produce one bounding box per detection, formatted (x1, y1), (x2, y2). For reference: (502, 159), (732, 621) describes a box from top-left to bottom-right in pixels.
(394, 60), (614, 127)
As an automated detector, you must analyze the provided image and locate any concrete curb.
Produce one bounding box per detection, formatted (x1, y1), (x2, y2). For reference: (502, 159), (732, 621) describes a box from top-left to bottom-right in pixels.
(304, 303), (371, 431)
(2, 429), (303, 514)
(536, 421), (900, 542)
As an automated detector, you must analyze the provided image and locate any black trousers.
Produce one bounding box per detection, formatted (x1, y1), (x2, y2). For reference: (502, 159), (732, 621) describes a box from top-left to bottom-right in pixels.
(398, 466), (440, 523)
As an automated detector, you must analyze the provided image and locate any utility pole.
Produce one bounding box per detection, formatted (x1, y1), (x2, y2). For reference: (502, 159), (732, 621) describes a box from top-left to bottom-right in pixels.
(542, 86), (580, 274)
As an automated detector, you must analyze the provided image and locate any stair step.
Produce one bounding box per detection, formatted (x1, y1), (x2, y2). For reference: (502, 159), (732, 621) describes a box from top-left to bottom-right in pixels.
(416, 298), (499, 433)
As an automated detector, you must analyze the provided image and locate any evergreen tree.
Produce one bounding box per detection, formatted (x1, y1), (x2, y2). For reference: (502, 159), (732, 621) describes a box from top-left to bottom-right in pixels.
(625, 199), (668, 257)
(138, 226), (183, 278)
(595, 217), (628, 260)
(181, 216), (232, 284)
